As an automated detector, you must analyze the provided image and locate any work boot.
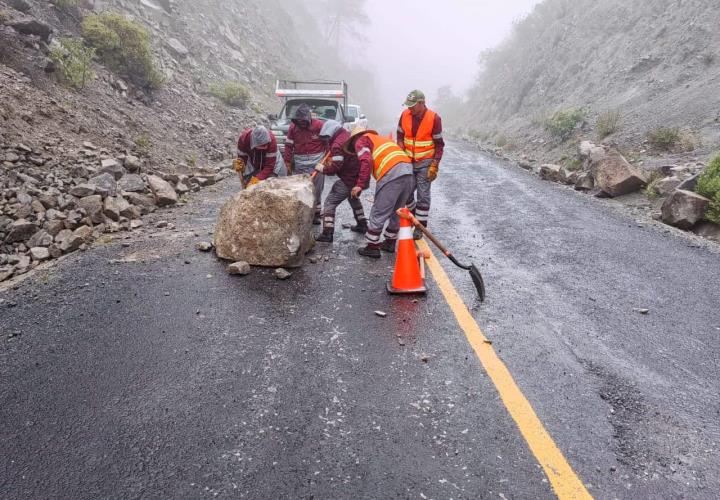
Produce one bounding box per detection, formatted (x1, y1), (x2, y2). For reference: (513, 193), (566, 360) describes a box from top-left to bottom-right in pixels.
(350, 221), (368, 234)
(413, 227), (423, 240)
(313, 214), (322, 225)
(357, 245), (381, 259)
(315, 229), (333, 243)
(380, 239), (396, 253)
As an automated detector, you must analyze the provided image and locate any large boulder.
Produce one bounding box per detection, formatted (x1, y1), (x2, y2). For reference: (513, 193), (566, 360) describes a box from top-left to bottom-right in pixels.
(661, 189), (710, 229)
(214, 176), (315, 267)
(591, 151), (648, 197)
(5, 219), (37, 243)
(147, 175), (178, 207)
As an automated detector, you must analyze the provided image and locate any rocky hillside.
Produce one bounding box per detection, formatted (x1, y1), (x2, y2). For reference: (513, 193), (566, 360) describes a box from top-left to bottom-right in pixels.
(459, 0), (720, 158)
(0, 0), (352, 282)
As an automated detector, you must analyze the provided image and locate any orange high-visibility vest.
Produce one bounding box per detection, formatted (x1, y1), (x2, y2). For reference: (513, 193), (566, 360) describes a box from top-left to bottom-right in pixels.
(368, 134), (411, 181)
(401, 108), (437, 161)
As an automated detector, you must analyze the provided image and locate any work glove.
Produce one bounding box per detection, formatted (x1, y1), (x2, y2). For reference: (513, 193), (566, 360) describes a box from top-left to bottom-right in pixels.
(314, 162), (325, 173)
(247, 176), (260, 187)
(427, 161), (439, 182)
(351, 186), (362, 199)
(233, 158), (246, 173)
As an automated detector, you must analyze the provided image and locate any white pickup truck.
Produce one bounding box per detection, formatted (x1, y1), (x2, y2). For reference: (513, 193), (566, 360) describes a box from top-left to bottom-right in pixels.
(343, 104), (368, 132)
(268, 80), (355, 152)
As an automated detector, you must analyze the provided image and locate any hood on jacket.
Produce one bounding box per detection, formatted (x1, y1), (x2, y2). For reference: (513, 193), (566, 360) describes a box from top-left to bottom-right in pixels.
(250, 125), (271, 149)
(319, 119), (342, 140)
(291, 103), (313, 125)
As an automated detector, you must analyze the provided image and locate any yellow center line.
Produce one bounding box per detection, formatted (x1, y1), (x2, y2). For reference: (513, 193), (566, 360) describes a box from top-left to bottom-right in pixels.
(417, 239), (593, 500)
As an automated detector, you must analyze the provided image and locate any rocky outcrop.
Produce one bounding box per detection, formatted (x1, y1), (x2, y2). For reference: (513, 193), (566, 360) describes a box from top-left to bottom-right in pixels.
(661, 190), (710, 229)
(214, 176), (315, 267)
(591, 151), (648, 197)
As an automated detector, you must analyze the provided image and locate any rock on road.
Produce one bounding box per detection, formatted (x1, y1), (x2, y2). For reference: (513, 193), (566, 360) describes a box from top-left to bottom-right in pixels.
(1, 142), (719, 499)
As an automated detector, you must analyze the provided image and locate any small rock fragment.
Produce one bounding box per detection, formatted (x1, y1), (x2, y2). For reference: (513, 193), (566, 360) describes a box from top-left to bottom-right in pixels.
(274, 268), (292, 280)
(196, 241), (213, 252)
(374, 310), (387, 318)
(633, 308), (650, 315)
(227, 261), (251, 275)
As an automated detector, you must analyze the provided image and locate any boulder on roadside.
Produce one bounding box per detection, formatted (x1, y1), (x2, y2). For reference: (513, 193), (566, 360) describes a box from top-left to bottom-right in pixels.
(653, 176), (682, 197)
(574, 172), (594, 191)
(103, 196), (131, 222)
(5, 219), (37, 243)
(147, 175), (178, 207)
(591, 151), (647, 197)
(78, 195), (105, 224)
(214, 176), (315, 267)
(30, 247), (50, 261)
(124, 192), (156, 214)
(677, 172), (701, 192)
(539, 164), (563, 182)
(661, 189), (710, 229)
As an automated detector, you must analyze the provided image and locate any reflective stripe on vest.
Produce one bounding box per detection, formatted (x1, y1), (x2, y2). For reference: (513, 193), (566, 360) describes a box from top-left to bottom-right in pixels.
(401, 108), (437, 161)
(368, 134), (411, 181)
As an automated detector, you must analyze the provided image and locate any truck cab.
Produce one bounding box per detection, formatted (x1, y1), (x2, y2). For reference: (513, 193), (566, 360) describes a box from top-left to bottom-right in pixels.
(268, 80), (353, 152)
(343, 104), (368, 132)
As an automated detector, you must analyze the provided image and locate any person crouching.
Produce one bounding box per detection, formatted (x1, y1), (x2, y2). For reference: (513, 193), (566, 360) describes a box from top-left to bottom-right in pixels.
(313, 120), (368, 243)
(234, 125), (280, 188)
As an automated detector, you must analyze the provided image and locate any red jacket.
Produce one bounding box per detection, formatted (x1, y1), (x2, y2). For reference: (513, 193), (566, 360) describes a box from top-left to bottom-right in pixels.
(322, 128), (365, 188)
(283, 119), (325, 164)
(396, 109), (445, 163)
(236, 129), (278, 180)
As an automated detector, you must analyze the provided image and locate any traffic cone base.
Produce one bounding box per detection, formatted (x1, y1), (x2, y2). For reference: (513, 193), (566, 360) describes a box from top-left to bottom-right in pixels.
(386, 208), (427, 295)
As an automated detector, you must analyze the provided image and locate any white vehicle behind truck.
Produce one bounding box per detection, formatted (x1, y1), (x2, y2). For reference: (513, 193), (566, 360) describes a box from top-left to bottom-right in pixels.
(343, 105), (368, 132)
(268, 80), (355, 152)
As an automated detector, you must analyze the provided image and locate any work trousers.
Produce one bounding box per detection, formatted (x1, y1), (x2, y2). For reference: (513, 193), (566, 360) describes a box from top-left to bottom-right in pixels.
(406, 158), (433, 226)
(366, 173), (416, 247)
(322, 180), (366, 231)
(292, 152), (325, 215)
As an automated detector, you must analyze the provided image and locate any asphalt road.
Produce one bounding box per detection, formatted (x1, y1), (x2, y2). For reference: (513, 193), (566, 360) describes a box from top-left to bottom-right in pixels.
(1, 142), (719, 499)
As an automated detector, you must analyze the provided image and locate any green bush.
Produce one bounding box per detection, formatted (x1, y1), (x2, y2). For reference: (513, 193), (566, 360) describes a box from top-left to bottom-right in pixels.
(54, 0), (81, 9)
(596, 109), (621, 139)
(697, 155), (720, 224)
(49, 37), (95, 89)
(208, 81), (250, 108)
(642, 170), (666, 199)
(544, 108), (587, 141)
(646, 127), (681, 151)
(81, 12), (163, 89)
(134, 134), (152, 156)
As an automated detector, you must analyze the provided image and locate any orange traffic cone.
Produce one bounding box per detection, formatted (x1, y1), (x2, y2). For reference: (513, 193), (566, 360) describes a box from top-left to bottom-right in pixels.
(387, 207), (428, 294)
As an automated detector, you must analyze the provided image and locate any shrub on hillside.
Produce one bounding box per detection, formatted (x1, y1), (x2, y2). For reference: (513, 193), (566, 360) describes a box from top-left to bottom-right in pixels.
(49, 37), (95, 89)
(81, 12), (163, 89)
(596, 109), (621, 139)
(697, 155), (720, 224)
(208, 81), (250, 108)
(544, 108), (587, 141)
(646, 127), (681, 151)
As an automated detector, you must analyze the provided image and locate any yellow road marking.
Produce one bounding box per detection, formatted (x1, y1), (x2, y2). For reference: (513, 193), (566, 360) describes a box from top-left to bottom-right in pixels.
(417, 240), (592, 500)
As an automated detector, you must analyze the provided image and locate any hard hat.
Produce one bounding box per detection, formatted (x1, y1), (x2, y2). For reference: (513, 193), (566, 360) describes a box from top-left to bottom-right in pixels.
(343, 126), (378, 154)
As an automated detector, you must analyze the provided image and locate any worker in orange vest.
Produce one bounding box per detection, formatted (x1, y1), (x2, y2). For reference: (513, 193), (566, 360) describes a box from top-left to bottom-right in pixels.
(397, 90), (445, 239)
(338, 127), (415, 258)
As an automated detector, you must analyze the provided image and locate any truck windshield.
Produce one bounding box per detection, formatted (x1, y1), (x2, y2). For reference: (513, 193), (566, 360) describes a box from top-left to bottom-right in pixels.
(285, 102), (339, 120)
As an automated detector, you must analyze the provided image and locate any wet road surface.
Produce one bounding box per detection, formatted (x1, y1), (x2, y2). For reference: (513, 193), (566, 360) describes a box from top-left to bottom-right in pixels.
(1, 142), (719, 499)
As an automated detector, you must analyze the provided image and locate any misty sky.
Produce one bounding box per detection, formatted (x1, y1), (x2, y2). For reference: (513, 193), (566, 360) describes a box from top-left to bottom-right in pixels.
(361, 0), (540, 110)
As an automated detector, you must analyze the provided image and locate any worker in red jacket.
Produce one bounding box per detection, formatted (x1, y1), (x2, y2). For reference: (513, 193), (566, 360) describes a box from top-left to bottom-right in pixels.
(283, 103), (325, 224)
(233, 125), (280, 188)
(397, 89), (445, 239)
(313, 120), (368, 242)
(341, 128), (415, 258)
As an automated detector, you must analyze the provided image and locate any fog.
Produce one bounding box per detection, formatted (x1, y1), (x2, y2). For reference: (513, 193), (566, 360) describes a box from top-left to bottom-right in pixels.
(360, 0), (540, 113)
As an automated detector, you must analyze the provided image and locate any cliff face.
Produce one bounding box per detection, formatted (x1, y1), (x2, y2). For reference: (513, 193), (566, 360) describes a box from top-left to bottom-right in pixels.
(462, 0), (720, 152)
